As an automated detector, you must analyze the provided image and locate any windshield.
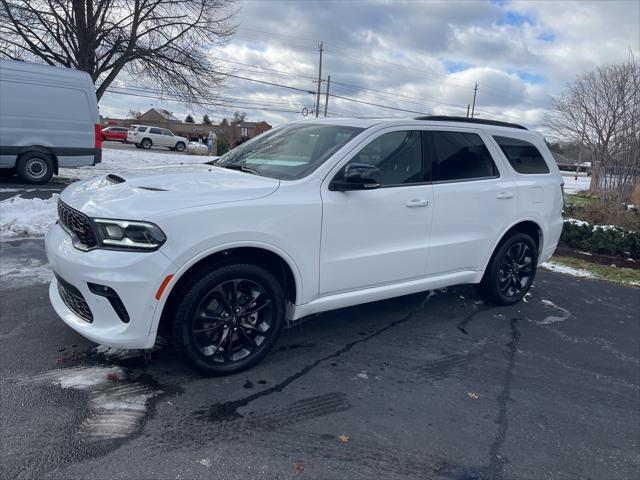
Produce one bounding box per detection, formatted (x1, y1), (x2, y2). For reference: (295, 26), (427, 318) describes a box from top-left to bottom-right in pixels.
(215, 123), (364, 180)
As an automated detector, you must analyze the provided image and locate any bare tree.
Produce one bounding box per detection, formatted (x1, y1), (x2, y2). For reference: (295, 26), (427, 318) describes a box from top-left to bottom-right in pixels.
(0, 0), (237, 104)
(547, 54), (640, 203)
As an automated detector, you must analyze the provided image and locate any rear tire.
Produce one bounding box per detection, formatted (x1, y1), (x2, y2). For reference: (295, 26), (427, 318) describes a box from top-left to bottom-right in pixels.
(141, 138), (152, 149)
(16, 152), (54, 184)
(172, 264), (285, 375)
(477, 233), (537, 306)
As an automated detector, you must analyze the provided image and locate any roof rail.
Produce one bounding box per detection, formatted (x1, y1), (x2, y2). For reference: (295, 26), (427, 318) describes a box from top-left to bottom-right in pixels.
(415, 115), (527, 130)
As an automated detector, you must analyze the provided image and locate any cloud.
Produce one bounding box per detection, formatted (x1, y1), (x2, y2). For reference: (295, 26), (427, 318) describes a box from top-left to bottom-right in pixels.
(99, 0), (639, 133)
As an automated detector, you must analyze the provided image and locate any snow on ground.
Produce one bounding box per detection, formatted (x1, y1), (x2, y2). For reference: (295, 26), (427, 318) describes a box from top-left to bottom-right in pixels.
(11, 365), (162, 441)
(561, 173), (591, 194)
(0, 256), (52, 288)
(0, 194), (59, 239)
(59, 147), (212, 180)
(540, 261), (595, 278)
(538, 298), (572, 325)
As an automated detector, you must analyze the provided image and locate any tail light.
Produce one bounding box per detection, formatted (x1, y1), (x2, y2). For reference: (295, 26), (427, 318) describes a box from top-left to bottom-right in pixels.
(95, 124), (102, 149)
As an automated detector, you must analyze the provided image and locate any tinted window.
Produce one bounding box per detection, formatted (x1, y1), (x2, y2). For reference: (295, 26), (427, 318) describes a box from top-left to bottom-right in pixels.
(429, 131), (498, 182)
(149, 128), (163, 135)
(137, 127), (147, 132)
(343, 130), (423, 186)
(494, 136), (550, 174)
(163, 129), (174, 136)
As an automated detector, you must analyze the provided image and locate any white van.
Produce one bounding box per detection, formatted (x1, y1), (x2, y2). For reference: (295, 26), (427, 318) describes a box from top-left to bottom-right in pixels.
(0, 59), (101, 184)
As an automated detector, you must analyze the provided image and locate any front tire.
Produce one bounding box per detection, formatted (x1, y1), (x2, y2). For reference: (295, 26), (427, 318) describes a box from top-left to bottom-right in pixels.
(172, 264), (285, 375)
(16, 152), (54, 184)
(478, 233), (537, 305)
(175, 142), (186, 152)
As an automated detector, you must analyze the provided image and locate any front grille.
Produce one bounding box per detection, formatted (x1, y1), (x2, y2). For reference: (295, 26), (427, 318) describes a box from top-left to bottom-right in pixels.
(57, 201), (97, 249)
(56, 275), (93, 323)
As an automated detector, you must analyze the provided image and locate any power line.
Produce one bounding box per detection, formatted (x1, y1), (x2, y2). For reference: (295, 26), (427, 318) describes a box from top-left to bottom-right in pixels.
(224, 29), (552, 109)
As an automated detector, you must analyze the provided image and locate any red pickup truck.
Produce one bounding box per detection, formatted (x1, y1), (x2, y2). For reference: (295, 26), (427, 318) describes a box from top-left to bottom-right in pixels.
(101, 126), (128, 143)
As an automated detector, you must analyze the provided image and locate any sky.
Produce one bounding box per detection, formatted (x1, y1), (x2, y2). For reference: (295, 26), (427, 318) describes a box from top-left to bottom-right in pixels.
(99, 0), (640, 135)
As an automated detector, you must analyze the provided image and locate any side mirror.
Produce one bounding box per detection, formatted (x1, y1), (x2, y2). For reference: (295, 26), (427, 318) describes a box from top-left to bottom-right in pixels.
(331, 163), (380, 191)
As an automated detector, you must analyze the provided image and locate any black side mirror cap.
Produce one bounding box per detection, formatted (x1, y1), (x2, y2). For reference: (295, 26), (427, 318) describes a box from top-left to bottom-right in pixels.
(330, 163), (380, 191)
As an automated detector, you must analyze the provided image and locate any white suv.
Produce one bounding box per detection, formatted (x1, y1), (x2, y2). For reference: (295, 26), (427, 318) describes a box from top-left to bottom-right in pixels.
(127, 125), (188, 152)
(46, 117), (564, 374)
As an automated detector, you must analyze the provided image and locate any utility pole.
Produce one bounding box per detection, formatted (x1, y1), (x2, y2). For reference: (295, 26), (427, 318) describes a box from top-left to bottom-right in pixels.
(315, 42), (323, 117)
(323, 75), (331, 117)
(466, 104), (470, 118)
(471, 82), (478, 118)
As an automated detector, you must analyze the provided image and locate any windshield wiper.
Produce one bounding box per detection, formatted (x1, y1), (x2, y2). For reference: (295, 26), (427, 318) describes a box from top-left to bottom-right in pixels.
(218, 164), (261, 176)
(221, 164), (260, 175)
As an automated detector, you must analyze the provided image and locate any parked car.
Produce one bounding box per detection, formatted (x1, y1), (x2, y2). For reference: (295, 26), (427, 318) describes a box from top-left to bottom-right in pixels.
(0, 59), (101, 184)
(101, 126), (129, 143)
(127, 125), (188, 152)
(46, 116), (564, 375)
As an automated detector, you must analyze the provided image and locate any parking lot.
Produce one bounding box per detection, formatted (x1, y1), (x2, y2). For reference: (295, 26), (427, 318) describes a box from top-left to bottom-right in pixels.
(1, 236), (638, 479)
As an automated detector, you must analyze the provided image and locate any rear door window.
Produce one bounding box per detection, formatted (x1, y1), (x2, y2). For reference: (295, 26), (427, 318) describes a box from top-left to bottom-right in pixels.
(427, 131), (499, 183)
(493, 136), (550, 174)
(149, 128), (163, 135)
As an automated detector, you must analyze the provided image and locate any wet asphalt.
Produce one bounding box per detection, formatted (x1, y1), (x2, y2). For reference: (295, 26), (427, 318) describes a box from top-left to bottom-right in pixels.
(0, 239), (639, 480)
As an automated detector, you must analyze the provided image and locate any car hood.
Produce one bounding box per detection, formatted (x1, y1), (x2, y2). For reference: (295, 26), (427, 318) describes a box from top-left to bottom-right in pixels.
(60, 164), (280, 219)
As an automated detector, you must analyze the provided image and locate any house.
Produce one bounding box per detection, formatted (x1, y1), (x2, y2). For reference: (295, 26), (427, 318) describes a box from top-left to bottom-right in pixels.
(137, 108), (180, 123)
(101, 109), (271, 147)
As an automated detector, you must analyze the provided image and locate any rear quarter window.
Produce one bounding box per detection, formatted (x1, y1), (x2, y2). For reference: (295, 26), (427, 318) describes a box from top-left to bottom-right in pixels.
(137, 127), (147, 132)
(493, 136), (550, 174)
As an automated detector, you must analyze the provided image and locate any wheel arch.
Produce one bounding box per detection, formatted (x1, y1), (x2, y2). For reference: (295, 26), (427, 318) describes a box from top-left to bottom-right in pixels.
(154, 243), (302, 339)
(481, 219), (544, 275)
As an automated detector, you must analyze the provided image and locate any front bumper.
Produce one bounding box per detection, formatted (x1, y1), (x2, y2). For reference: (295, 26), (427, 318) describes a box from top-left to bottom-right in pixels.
(46, 224), (175, 349)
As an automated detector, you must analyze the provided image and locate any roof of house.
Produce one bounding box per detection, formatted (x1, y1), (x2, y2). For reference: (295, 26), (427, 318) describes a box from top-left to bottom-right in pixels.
(552, 151), (578, 164)
(145, 108), (180, 122)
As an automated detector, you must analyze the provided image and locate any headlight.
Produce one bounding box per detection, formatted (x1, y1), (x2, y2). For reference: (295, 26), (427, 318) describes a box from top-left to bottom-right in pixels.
(93, 219), (166, 251)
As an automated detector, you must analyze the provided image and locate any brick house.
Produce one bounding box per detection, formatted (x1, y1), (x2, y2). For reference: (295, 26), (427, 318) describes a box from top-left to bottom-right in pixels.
(101, 109), (271, 148)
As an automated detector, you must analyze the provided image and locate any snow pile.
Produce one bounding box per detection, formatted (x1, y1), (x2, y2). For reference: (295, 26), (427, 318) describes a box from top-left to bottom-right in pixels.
(59, 147), (212, 180)
(540, 261), (595, 278)
(0, 194), (58, 238)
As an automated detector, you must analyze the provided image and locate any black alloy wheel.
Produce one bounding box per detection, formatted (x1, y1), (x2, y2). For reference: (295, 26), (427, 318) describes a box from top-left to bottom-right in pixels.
(498, 241), (534, 297)
(173, 264), (285, 375)
(478, 232), (537, 305)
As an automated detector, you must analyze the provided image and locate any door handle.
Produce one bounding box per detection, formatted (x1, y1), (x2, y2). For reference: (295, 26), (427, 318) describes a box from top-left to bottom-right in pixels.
(406, 199), (429, 207)
(496, 192), (514, 200)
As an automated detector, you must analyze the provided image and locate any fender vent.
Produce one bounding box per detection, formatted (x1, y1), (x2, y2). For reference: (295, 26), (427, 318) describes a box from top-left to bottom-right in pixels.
(106, 174), (126, 184)
(137, 186), (168, 191)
